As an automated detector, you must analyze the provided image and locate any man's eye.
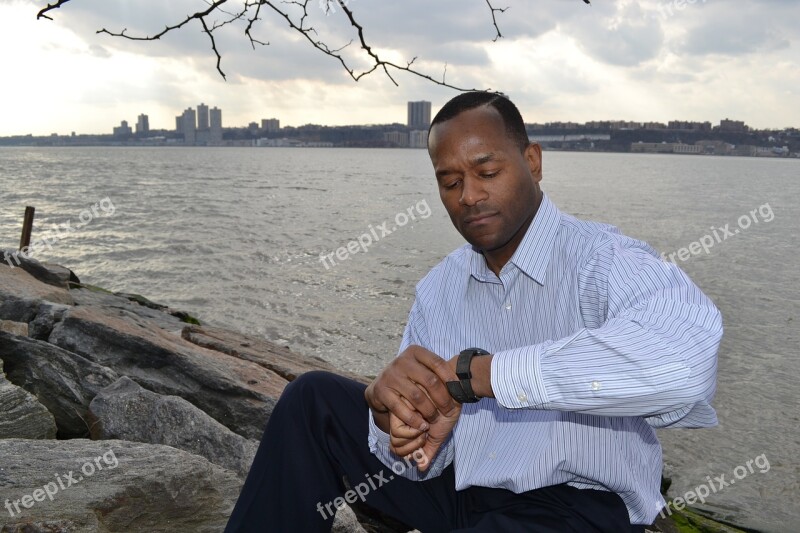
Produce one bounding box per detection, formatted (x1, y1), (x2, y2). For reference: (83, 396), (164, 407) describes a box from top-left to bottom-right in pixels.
(481, 171), (499, 179)
(444, 180), (460, 190)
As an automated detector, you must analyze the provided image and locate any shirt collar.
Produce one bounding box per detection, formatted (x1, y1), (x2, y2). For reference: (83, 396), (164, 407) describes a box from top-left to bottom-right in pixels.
(467, 193), (561, 285)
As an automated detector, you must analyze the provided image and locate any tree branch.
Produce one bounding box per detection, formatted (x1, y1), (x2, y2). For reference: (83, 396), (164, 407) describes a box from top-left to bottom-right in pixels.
(485, 0), (509, 43)
(36, 0), (590, 90)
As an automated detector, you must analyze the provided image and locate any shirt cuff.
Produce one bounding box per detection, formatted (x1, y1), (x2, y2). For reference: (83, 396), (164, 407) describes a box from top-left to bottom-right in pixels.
(367, 409), (392, 452)
(490, 344), (550, 409)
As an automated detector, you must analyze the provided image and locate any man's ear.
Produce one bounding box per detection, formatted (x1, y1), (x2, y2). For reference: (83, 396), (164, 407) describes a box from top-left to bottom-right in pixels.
(524, 142), (543, 183)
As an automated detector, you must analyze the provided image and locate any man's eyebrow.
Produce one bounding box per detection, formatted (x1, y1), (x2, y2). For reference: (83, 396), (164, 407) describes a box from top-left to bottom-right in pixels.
(471, 153), (496, 166)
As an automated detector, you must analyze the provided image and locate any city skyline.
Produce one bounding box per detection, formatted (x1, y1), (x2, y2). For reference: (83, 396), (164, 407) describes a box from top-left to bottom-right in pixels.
(1, 1), (798, 136)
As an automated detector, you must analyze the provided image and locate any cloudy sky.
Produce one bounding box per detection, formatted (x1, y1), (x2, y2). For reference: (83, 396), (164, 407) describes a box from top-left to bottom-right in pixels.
(1, 0), (798, 136)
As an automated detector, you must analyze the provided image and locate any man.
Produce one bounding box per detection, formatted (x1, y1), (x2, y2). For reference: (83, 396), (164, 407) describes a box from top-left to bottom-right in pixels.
(225, 92), (721, 532)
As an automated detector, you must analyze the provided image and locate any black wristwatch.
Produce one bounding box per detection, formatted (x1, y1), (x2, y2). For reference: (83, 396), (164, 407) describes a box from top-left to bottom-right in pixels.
(446, 348), (490, 403)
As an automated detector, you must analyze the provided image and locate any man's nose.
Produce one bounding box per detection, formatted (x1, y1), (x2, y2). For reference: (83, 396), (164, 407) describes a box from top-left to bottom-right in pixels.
(460, 176), (487, 206)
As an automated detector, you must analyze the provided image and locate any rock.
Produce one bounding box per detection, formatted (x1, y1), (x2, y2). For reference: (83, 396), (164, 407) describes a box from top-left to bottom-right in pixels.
(181, 324), (371, 385)
(0, 331), (119, 438)
(0, 320), (28, 336)
(0, 358), (57, 439)
(89, 376), (258, 478)
(0, 249), (79, 289)
(0, 438), (241, 532)
(69, 286), (188, 332)
(48, 305), (287, 439)
(332, 504), (369, 533)
(0, 261), (74, 306)
(27, 301), (71, 340)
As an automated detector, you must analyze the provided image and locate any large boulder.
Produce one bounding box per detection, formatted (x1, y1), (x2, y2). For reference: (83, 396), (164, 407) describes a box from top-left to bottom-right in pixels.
(48, 305), (287, 439)
(0, 259), (74, 306)
(0, 438), (241, 532)
(0, 358), (56, 439)
(0, 248), (79, 289)
(181, 324), (371, 384)
(89, 376), (258, 478)
(0, 331), (119, 438)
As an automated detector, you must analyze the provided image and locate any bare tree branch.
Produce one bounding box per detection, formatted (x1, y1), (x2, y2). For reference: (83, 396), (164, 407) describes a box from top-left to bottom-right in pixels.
(485, 0), (509, 43)
(36, 0), (589, 91)
(37, 0), (71, 20)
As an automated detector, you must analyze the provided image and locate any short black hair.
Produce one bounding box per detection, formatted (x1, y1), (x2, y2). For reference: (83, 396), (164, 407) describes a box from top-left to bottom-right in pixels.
(429, 91), (529, 152)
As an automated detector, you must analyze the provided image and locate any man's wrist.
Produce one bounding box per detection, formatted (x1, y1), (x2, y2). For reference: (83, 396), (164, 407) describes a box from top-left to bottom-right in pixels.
(470, 354), (494, 398)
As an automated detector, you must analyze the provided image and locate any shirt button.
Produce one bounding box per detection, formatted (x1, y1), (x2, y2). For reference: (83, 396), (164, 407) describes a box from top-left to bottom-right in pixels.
(489, 452), (497, 460)
(591, 381), (602, 391)
(517, 392), (528, 403)
(505, 303), (512, 310)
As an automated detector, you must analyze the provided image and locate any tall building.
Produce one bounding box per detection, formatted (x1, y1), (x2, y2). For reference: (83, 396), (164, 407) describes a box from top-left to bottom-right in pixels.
(261, 118), (280, 132)
(136, 114), (149, 135)
(175, 115), (183, 133)
(113, 120), (132, 137)
(407, 101), (432, 130)
(197, 103), (209, 131)
(209, 107), (223, 144)
(182, 108), (197, 144)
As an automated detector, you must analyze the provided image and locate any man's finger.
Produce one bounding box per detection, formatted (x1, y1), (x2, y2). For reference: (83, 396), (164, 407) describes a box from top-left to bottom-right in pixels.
(391, 435), (427, 457)
(383, 392), (429, 432)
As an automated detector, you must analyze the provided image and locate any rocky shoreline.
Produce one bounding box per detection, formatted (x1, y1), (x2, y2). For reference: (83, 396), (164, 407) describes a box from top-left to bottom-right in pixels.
(0, 252), (747, 532)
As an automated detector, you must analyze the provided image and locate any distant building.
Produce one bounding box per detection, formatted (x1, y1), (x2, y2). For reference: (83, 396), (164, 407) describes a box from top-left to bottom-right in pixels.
(409, 130), (429, 149)
(209, 107), (223, 144)
(720, 119), (748, 133)
(261, 118), (280, 132)
(197, 103), (210, 131)
(384, 131), (409, 147)
(112, 120), (132, 138)
(182, 108), (197, 144)
(136, 114), (149, 135)
(407, 101), (431, 130)
(175, 115), (183, 133)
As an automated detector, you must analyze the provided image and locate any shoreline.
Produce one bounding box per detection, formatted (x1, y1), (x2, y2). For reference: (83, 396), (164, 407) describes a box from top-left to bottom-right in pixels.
(0, 251), (756, 532)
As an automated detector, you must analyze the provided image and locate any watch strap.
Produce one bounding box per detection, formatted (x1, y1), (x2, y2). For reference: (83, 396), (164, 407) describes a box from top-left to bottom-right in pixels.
(446, 347), (489, 403)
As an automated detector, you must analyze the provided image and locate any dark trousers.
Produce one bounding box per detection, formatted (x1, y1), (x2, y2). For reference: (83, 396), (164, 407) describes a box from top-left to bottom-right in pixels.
(225, 371), (641, 533)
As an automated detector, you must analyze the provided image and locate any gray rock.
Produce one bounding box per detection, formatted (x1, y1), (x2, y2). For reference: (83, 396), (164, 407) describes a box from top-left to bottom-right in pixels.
(0, 249), (79, 288)
(0, 331), (119, 439)
(69, 287), (188, 332)
(48, 305), (287, 439)
(333, 504), (369, 533)
(0, 297), (37, 324)
(0, 261), (73, 306)
(0, 438), (241, 532)
(0, 358), (57, 439)
(182, 324), (370, 385)
(27, 301), (71, 340)
(89, 376), (258, 478)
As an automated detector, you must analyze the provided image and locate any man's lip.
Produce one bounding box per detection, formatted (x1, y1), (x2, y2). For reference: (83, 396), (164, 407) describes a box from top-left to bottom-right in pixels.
(463, 212), (498, 224)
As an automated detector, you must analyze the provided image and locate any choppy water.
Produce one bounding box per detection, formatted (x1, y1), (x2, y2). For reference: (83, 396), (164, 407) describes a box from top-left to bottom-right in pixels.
(1, 147), (798, 531)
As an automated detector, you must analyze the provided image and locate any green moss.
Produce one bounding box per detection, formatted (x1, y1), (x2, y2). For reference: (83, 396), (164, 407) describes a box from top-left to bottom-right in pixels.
(171, 310), (201, 325)
(664, 504), (749, 533)
(72, 282), (114, 294)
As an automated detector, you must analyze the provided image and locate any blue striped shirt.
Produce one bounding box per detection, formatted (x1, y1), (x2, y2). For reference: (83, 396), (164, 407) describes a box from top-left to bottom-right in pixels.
(367, 194), (722, 525)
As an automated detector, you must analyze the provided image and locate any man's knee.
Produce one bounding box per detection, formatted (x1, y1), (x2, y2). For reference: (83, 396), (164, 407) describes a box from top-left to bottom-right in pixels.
(278, 370), (356, 411)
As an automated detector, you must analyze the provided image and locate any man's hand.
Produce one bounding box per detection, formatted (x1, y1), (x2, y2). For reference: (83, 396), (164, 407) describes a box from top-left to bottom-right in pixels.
(365, 345), (459, 435)
(389, 402), (461, 471)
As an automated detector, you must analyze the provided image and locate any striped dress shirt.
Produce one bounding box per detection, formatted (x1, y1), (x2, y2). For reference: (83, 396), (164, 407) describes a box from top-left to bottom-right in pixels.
(368, 193), (722, 525)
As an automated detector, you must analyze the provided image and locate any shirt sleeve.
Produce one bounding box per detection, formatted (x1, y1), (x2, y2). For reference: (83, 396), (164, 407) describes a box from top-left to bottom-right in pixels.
(491, 236), (722, 429)
(367, 298), (455, 480)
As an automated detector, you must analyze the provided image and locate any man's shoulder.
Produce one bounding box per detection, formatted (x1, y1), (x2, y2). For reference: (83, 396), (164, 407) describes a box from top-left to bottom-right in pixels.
(415, 244), (472, 292)
(556, 211), (659, 261)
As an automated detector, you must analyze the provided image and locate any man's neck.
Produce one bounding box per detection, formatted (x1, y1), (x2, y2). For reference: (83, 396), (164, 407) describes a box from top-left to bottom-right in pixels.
(482, 193), (543, 276)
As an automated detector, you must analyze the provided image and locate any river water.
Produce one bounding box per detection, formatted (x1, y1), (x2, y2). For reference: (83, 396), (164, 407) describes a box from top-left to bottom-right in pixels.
(1, 147), (798, 531)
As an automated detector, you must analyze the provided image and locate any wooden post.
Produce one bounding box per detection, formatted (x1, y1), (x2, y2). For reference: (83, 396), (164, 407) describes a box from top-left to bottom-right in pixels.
(19, 206), (35, 251)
